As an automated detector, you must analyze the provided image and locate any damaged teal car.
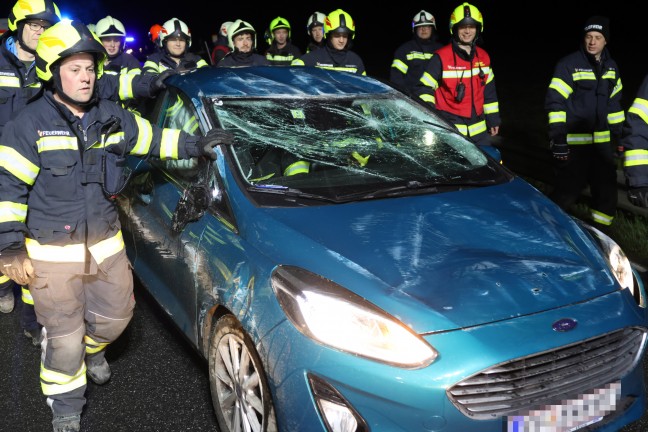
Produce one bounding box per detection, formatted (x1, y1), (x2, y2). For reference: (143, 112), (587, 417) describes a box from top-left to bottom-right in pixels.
(117, 66), (648, 432)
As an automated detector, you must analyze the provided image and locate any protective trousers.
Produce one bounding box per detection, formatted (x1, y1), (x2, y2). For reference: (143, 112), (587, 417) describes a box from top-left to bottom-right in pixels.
(29, 250), (135, 416)
(549, 143), (618, 226)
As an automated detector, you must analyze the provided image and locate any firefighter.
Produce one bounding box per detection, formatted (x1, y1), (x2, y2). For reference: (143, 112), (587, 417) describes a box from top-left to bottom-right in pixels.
(415, 2), (500, 149)
(622, 74), (648, 208)
(143, 17), (208, 73)
(94, 16), (140, 74)
(545, 16), (624, 230)
(291, 9), (366, 75)
(305, 11), (326, 53)
(217, 19), (270, 67)
(264, 16), (302, 66)
(0, 20), (233, 432)
(390, 10), (443, 97)
(0, 0), (61, 344)
(211, 21), (232, 65)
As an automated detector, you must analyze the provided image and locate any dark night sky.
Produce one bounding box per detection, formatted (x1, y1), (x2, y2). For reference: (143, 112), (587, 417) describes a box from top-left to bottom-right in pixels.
(3, 1), (644, 106)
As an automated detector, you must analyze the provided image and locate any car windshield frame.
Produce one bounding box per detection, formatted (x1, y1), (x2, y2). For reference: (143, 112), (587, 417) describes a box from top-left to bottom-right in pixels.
(209, 93), (510, 205)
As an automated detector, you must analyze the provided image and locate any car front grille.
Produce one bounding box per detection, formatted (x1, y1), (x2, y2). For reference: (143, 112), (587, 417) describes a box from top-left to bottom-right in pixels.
(447, 327), (647, 420)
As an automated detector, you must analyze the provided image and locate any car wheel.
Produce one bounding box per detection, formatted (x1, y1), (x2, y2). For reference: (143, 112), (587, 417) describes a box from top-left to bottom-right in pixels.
(209, 314), (277, 432)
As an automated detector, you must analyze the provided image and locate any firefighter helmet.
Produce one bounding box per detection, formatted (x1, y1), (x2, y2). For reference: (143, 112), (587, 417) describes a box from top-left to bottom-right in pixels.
(227, 19), (256, 50)
(95, 16), (126, 39)
(35, 20), (106, 82)
(306, 11), (326, 35)
(449, 2), (483, 35)
(412, 10), (436, 32)
(325, 9), (355, 39)
(161, 18), (191, 47)
(149, 24), (164, 47)
(219, 21), (233, 37)
(8, 0), (60, 32)
(267, 16), (291, 44)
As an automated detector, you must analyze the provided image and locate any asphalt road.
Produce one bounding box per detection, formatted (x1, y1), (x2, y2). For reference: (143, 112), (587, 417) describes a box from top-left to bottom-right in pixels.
(0, 281), (218, 432)
(1, 272), (647, 432)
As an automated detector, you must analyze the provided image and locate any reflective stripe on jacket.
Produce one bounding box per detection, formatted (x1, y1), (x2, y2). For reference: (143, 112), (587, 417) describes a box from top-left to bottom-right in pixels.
(545, 47), (624, 145)
(622, 74), (648, 187)
(0, 91), (201, 271)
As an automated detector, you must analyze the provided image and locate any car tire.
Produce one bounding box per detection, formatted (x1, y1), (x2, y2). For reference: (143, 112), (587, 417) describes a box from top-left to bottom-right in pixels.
(208, 314), (277, 432)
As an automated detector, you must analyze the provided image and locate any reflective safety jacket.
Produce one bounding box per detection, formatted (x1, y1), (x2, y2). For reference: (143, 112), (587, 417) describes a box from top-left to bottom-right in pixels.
(622, 74), (648, 188)
(143, 51), (208, 74)
(218, 51), (270, 67)
(0, 90), (203, 272)
(390, 36), (442, 96)
(417, 41), (500, 142)
(0, 32), (42, 137)
(545, 47), (624, 146)
(291, 45), (366, 75)
(265, 42), (302, 66)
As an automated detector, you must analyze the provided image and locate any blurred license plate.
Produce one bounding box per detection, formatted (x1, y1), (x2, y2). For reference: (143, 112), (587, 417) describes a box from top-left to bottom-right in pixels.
(507, 381), (621, 432)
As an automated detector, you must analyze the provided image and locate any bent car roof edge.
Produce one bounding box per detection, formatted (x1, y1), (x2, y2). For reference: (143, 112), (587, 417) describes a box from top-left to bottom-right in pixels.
(167, 65), (397, 98)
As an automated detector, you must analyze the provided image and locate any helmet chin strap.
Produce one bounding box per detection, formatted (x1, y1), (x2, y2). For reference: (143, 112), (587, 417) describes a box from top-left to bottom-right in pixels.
(16, 23), (37, 55)
(52, 67), (98, 109)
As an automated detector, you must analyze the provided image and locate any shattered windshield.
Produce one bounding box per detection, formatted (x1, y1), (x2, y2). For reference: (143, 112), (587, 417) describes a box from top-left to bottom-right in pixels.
(210, 94), (507, 203)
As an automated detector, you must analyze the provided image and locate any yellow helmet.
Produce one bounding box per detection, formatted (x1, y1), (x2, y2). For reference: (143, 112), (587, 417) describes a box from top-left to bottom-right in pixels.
(449, 2), (483, 35)
(8, 0), (61, 32)
(325, 9), (355, 39)
(35, 20), (106, 82)
(268, 16), (291, 42)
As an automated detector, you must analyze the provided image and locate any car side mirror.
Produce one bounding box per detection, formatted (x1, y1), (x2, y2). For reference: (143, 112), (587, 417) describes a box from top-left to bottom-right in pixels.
(171, 184), (211, 232)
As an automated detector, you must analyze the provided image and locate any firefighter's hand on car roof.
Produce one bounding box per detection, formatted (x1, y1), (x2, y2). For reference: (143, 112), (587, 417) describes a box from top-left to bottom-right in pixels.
(152, 69), (177, 93)
(0, 247), (34, 286)
(199, 129), (236, 160)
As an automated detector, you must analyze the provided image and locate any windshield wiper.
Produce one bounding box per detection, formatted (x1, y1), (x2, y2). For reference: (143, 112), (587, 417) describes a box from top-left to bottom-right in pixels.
(335, 179), (497, 201)
(247, 184), (339, 203)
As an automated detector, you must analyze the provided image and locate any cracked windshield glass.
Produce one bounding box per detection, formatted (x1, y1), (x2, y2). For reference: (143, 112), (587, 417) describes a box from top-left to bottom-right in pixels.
(212, 96), (504, 200)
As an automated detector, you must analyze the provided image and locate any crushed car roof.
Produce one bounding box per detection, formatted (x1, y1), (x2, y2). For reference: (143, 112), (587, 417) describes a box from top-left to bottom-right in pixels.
(166, 66), (397, 98)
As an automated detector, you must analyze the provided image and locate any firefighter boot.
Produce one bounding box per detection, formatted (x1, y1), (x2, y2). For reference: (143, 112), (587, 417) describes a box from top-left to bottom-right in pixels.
(86, 353), (111, 385)
(52, 414), (80, 432)
(0, 291), (14, 313)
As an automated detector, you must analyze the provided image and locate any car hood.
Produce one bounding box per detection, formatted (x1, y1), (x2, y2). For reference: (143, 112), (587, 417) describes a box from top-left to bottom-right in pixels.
(242, 179), (618, 333)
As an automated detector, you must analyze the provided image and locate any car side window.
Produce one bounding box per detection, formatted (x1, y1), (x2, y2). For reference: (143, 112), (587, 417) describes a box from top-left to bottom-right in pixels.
(160, 90), (202, 180)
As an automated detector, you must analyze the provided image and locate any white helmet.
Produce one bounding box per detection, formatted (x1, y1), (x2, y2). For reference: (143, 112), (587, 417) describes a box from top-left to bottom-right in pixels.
(95, 15), (126, 38)
(306, 11), (326, 35)
(161, 17), (192, 47)
(227, 19), (256, 50)
(219, 20), (233, 37)
(412, 10), (436, 32)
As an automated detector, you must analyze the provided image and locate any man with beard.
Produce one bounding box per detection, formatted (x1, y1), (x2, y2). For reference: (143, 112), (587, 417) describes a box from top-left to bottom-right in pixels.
(217, 19), (270, 67)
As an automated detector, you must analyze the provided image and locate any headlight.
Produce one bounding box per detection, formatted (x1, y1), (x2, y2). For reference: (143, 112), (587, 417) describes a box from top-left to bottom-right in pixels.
(583, 224), (638, 298)
(272, 265), (437, 369)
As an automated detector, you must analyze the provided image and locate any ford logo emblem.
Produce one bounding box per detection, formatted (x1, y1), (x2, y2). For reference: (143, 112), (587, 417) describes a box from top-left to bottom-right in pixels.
(552, 318), (577, 332)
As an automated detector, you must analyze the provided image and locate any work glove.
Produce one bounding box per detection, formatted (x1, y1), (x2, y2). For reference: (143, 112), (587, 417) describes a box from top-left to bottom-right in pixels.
(152, 69), (177, 93)
(550, 140), (569, 161)
(614, 144), (625, 159)
(627, 187), (648, 208)
(198, 129), (235, 160)
(0, 248), (34, 286)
